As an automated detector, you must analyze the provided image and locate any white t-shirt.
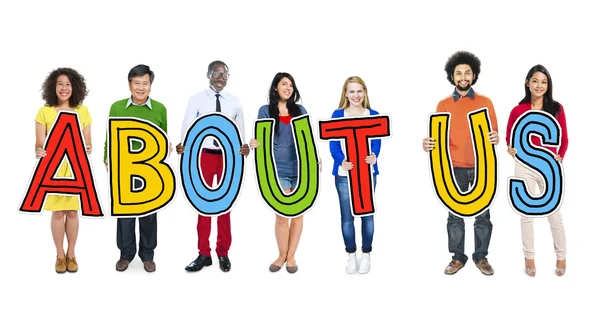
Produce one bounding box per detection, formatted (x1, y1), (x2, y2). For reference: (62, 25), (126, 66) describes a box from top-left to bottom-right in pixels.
(337, 109), (372, 176)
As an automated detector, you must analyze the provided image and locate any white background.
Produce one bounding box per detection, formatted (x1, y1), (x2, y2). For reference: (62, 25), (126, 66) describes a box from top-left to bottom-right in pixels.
(1, 0), (598, 309)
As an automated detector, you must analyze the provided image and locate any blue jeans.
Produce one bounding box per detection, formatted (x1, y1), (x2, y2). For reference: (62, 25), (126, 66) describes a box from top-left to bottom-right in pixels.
(447, 167), (493, 264)
(278, 176), (298, 191)
(335, 174), (377, 253)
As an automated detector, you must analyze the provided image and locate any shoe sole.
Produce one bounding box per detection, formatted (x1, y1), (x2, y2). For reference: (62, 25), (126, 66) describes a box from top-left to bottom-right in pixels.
(67, 269), (78, 273)
(56, 270), (67, 274)
(346, 269), (357, 274)
(358, 268), (370, 274)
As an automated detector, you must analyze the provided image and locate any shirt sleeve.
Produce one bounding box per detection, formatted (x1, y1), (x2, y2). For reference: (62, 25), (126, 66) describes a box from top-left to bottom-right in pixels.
(235, 103), (246, 141)
(435, 100), (445, 113)
(161, 106), (168, 134)
(328, 110), (346, 167)
(557, 104), (569, 158)
(486, 100), (499, 133)
(35, 107), (46, 126)
(180, 96), (198, 143)
(505, 106), (518, 146)
(80, 106), (92, 127)
(370, 109), (382, 156)
(103, 104), (115, 163)
(257, 105), (270, 119)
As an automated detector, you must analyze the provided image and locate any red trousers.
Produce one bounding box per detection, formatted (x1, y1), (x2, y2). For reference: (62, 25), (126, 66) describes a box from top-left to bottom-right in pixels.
(197, 150), (231, 257)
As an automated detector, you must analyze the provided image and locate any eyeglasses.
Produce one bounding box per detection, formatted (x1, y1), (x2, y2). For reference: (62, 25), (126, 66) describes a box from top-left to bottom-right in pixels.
(210, 72), (230, 80)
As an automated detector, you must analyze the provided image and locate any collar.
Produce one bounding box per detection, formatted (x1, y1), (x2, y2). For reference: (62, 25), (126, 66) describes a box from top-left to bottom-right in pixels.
(208, 86), (226, 100)
(452, 88), (475, 102)
(126, 96), (152, 109)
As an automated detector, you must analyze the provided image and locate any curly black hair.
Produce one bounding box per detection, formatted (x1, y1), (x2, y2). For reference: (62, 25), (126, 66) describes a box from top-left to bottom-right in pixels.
(444, 51), (481, 86)
(41, 68), (88, 107)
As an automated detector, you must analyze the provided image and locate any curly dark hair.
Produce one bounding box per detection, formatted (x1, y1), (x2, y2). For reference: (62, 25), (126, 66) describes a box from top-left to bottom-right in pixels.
(444, 51), (481, 86)
(41, 68), (89, 107)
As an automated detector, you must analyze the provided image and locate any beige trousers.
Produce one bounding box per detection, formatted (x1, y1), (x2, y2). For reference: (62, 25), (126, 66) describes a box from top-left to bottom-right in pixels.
(515, 162), (567, 260)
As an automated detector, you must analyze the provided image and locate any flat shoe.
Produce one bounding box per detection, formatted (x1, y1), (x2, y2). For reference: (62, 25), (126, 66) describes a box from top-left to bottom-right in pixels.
(286, 265), (298, 273)
(556, 268), (566, 277)
(269, 264), (282, 272)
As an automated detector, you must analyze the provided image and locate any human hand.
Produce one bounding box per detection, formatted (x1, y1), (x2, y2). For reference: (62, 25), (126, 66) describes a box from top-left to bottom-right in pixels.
(507, 146), (517, 158)
(422, 137), (434, 152)
(249, 138), (260, 149)
(365, 153), (377, 165)
(341, 160), (354, 171)
(239, 144), (250, 156)
(35, 147), (46, 158)
(169, 143), (173, 156)
(488, 131), (499, 145)
(176, 143), (185, 155)
(555, 155), (563, 163)
(85, 144), (92, 155)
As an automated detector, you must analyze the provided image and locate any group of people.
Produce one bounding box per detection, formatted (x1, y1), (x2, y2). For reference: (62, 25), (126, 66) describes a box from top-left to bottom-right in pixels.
(34, 50), (569, 278)
(421, 51), (569, 277)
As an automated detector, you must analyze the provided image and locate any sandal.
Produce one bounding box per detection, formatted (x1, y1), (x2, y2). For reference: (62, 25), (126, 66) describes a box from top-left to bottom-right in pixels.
(525, 259), (536, 277)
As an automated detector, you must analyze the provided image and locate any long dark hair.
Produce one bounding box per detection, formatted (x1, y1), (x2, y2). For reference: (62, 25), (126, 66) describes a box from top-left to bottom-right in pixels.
(519, 64), (561, 117)
(268, 72), (302, 134)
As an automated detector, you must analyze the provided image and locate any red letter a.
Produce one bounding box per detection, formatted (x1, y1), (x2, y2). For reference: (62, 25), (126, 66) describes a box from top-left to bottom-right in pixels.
(20, 111), (103, 217)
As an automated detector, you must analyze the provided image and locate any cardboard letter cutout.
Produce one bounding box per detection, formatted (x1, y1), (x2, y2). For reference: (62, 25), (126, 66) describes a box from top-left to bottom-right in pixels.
(108, 117), (175, 217)
(254, 115), (319, 218)
(428, 108), (498, 218)
(319, 115), (391, 216)
(20, 111), (103, 217)
(180, 112), (245, 216)
(508, 110), (564, 217)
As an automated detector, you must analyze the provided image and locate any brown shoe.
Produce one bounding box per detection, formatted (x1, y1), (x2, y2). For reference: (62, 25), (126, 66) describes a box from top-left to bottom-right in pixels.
(116, 259), (130, 272)
(66, 257), (78, 273)
(475, 258), (494, 275)
(444, 259), (464, 275)
(55, 257), (67, 274)
(143, 261), (156, 273)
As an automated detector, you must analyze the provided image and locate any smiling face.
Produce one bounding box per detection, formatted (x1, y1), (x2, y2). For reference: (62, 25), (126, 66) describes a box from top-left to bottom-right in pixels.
(128, 74), (152, 104)
(276, 77), (294, 102)
(55, 74), (72, 105)
(527, 71), (548, 100)
(453, 64), (474, 91)
(208, 64), (229, 92)
(345, 82), (366, 108)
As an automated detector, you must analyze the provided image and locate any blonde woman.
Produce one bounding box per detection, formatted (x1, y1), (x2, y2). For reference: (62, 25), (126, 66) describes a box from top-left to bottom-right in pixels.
(329, 76), (382, 274)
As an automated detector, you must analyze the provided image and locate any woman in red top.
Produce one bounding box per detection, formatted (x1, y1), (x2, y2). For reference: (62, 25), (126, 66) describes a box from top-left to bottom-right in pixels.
(505, 64), (568, 277)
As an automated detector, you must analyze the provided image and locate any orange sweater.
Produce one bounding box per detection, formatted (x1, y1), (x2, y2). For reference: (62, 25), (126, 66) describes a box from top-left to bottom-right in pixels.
(436, 92), (498, 168)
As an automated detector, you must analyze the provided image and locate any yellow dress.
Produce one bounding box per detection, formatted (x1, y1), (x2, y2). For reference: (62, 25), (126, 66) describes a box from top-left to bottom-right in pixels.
(35, 105), (92, 211)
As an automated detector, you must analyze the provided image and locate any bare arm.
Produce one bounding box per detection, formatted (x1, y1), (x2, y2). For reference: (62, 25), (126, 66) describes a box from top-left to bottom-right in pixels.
(35, 122), (47, 158)
(83, 125), (92, 155)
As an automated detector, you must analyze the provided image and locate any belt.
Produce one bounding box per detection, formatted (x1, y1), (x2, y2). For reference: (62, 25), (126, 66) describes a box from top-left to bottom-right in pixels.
(202, 148), (222, 155)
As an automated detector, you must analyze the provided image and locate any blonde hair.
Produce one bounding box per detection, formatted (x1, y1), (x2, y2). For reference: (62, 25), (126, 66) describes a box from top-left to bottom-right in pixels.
(337, 76), (371, 110)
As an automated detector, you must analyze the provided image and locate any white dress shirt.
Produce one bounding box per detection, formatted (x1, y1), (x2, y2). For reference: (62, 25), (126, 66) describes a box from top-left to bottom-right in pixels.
(180, 88), (245, 150)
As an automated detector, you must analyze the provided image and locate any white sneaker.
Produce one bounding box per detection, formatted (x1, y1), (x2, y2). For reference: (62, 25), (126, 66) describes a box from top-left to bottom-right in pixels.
(359, 253), (370, 274)
(346, 253), (357, 274)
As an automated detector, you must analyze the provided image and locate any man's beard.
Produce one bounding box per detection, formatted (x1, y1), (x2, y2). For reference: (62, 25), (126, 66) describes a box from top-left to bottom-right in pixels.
(456, 82), (471, 92)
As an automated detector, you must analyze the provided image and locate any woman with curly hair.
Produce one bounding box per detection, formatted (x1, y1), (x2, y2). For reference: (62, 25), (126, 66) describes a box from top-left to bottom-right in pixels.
(35, 68), (91, 273)
(505, 64), (569, 277)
